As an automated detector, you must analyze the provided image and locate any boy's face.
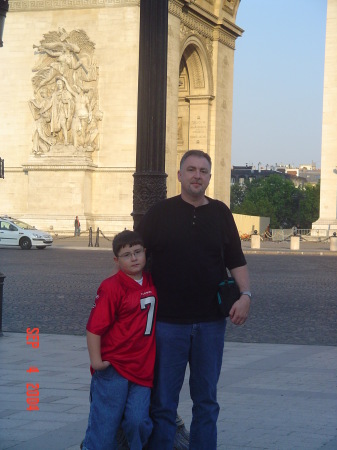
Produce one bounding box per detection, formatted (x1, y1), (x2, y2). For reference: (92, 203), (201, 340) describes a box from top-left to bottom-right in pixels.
(114, 244), (146, 280)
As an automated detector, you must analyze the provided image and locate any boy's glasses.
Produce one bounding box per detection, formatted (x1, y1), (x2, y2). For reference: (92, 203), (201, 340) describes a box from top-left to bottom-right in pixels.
(117, 248), (144, 260)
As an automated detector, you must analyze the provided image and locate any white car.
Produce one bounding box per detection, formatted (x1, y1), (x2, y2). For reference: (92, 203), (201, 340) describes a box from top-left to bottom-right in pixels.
(0, 217), (53, 250)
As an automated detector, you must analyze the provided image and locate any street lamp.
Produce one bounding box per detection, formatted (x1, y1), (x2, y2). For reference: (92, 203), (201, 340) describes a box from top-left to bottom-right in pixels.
(0, 0), (9, 48)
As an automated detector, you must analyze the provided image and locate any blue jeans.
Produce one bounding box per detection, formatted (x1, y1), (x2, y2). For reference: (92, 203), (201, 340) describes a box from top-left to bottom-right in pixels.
(148, 319), (226, 450)
(82, 365), (152, 450)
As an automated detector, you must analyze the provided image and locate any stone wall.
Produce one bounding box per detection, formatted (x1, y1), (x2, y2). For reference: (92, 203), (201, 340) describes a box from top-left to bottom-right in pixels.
(0, 0), (242, 233)
(1, 2), (140, 233)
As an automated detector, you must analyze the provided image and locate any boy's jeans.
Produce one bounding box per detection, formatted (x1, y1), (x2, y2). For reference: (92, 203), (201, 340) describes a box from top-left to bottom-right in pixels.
(83, 365), (152, 450)
(148, 319), (226, 450)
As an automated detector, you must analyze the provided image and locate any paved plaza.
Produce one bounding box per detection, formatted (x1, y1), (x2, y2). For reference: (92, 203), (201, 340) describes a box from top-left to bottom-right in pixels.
(0, 237), (336, 449)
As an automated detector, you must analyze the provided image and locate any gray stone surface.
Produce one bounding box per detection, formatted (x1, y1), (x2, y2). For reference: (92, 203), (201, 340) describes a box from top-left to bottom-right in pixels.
(1, 334), (336, 450)
(0, 238), (336, 449)
(2, 237), (337, 345)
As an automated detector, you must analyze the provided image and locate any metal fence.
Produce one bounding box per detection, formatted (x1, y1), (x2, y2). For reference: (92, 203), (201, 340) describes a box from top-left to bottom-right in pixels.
(271, 228), (331, 242)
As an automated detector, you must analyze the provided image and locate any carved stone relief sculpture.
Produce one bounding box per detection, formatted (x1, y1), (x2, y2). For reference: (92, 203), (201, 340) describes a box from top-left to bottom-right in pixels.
(29, 28), (102, 158)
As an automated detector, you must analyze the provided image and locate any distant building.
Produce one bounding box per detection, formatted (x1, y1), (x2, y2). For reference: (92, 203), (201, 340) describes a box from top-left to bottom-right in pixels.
(231, 163), (320, 188)
(297, 166), (321, 185)
(231, 165), (291, 186)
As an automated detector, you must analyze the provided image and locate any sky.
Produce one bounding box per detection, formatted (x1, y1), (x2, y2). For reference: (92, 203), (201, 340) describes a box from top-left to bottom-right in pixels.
(231, 0), (327, 168)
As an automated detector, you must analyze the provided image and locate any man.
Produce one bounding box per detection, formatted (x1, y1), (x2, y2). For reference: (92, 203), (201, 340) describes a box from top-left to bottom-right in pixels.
(74, 216), (81, 236)
(137, 150), (251, 450)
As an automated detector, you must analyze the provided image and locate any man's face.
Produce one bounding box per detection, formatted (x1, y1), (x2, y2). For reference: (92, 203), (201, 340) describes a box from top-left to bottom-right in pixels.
(178, 155), (211, 199)
(114, 244), (146, 280)
(56, 80), (63, 90)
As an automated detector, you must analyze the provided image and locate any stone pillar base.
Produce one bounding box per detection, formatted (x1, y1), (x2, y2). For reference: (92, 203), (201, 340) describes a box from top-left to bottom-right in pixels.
(251, 234), (260, 249)
(330, 237), (337, 252)
(290, 236), (300, 250)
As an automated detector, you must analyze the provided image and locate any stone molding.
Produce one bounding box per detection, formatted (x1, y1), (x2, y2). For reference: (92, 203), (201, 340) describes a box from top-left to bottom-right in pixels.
(172, 1), (237, 51)
(222, 0), (240, 18)
(213, 26), (236, 49)
(21, 213), (132, 222)
(7, 165), (135, 172)
(181, 12), (214, 43)
(84, 213), (132, 221)
(9, 0), (139, 12)
(185, 94), (215, 103)
(22, 164), (98, 171)
(168, 0), (183, 20)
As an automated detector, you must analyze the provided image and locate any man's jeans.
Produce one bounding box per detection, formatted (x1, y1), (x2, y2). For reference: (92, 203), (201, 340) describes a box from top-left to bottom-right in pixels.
(148, 319), (226, 450)
(82, 365), (152, 450)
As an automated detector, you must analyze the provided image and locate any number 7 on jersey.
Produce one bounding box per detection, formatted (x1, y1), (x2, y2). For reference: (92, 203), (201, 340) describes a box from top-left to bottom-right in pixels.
(140, 296), (156, 335)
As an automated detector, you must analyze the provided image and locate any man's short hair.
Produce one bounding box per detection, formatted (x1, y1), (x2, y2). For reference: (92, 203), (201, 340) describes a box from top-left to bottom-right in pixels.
(180, 150), (212, 169)
(113, 230), (144, 256)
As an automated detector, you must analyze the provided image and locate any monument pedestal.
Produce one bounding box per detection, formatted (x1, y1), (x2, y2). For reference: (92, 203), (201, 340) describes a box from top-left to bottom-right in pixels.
(22, 157), (97, 232)
(312, 219), (337, 237)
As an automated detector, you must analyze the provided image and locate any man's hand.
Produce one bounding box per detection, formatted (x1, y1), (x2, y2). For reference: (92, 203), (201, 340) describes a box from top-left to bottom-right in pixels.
(229, 295), (250, 325)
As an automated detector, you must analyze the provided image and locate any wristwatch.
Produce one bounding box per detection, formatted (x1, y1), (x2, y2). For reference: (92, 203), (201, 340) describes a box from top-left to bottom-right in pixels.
(240, 291), (252, 299)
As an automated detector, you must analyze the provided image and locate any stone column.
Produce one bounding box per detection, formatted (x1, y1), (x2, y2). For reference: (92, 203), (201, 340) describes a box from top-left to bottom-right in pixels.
(187, 95), (214, 151)
(312, 0), (337, 235)
(132, 0), (169, 229)
(0, 0), (9, 47)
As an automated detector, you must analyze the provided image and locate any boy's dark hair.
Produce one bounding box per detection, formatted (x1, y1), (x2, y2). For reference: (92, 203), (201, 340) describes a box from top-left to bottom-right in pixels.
(180, 150), (212, 169)
(113, 230), (144, 256)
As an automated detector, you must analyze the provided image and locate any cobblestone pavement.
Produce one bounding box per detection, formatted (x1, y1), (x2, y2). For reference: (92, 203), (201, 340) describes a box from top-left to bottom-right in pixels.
(1, 246), (336, 346)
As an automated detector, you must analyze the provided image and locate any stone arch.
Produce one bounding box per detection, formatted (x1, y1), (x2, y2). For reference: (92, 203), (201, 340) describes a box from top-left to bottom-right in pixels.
(180, 35), (213, 95)
(176, 36), (214, 193)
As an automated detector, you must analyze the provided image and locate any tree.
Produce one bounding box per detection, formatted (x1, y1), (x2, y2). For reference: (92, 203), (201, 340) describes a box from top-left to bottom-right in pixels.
(230, 183), (246, 210)
(298, 182), (320, 228)
(230, 174), (320, 229)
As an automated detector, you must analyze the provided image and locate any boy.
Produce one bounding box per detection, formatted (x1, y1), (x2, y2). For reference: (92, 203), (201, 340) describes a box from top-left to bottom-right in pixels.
(82, 230), (158, 450)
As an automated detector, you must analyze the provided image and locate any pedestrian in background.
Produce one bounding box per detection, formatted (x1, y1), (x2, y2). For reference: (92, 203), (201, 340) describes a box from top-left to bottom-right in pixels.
(74, 215), (81, 236)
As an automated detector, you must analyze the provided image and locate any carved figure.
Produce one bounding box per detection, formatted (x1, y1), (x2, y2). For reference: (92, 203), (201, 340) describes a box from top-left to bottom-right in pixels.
(61, 78), (93, 149)
(86, 109), (103, 151)
(32, 28), (96, 90)
(40, 77), (74, 145)
(33, 41), (80, 87)
(29, 88), (55, 154)
(30, 28), (102, 157)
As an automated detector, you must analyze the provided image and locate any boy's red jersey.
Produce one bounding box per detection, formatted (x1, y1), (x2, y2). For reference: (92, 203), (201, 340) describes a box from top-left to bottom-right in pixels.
(86, 270), (158, 387)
